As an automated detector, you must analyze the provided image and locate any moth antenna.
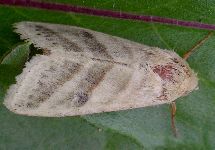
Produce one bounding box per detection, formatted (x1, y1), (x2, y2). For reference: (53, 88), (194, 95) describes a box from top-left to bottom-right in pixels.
(183, 32), (213, 60)
(170, 102), (177, 137)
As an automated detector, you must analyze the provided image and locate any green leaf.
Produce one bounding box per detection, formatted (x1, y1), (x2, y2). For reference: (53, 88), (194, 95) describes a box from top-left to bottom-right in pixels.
(1, 43), (30, 66)
(1, 1), (215, 149)
(0, 43), (30, 98)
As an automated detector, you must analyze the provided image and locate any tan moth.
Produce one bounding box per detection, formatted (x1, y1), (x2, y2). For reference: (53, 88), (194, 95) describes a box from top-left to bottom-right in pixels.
(4, 21), (198, 117)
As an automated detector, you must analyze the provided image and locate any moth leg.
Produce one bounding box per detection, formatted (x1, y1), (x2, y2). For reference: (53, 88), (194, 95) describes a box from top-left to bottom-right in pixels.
(170, 101), (177, 137)
(183, 32), (213, 60)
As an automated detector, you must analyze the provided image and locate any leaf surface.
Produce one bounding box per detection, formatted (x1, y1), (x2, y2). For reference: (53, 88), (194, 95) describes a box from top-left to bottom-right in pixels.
(0, 1), (215, 149)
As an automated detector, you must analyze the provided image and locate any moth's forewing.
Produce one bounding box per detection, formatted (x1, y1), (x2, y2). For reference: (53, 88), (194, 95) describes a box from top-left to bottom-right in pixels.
(4, 22), (198, 117)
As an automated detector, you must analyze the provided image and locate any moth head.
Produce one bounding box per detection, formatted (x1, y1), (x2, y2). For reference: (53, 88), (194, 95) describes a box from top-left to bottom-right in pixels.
(177, 66), (199, 97)
(151, 51), (198, 101)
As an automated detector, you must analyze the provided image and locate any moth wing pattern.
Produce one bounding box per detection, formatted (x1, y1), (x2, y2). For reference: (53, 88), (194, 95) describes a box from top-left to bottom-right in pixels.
(14, 21), (150, 64)
(4, 21), (198, 117)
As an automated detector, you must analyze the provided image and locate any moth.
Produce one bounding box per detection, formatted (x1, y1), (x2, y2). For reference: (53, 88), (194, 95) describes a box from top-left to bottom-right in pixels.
(4, 21), (198, 117)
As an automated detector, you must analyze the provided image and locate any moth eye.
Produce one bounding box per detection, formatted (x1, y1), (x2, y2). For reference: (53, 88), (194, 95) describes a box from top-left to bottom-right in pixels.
(73, 91), (89, 107)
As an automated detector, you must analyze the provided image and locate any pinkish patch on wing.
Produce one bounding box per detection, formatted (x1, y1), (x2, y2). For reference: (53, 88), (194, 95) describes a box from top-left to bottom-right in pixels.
(153, 65), (174, 81)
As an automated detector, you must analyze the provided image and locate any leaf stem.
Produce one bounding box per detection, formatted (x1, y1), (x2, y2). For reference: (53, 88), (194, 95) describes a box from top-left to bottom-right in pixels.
(171, 102), (177, 137)
(1, 0), (215, 30)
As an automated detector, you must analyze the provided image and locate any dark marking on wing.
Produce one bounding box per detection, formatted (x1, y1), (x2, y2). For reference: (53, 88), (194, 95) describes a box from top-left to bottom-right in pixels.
(170, 58), (191, 77)
(81, 31), (94, 39)
(68, 63), (113, 107)
(83, 63), (113, 93)
(144, 51), (156, 56)
(53, 27), (134, 61)
(79, 31), (113, 59)
(25, 61), (82, 108)
(73, 91), (89, 107)
(157, 86), (168, 100)
(34, 25), (82, 52)
(153, 64), (175, 82)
